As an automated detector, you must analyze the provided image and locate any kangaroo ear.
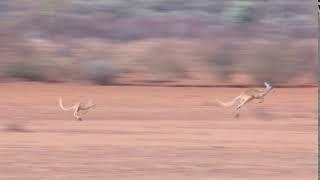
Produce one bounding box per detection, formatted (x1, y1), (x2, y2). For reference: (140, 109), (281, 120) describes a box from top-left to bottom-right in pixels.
(264, 82), (270, 87)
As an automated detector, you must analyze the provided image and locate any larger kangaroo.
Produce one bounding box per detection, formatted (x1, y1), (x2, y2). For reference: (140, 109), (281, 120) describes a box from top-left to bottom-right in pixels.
(216, 82), (273, 111)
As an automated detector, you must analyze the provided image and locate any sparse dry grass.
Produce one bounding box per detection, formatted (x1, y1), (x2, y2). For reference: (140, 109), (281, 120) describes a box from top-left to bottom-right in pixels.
(0, 38), (316, 85)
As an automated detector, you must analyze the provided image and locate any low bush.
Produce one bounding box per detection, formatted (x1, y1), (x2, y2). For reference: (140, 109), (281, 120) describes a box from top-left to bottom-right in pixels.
(82, 60), (118, 85)
(6, 61), (49, 81)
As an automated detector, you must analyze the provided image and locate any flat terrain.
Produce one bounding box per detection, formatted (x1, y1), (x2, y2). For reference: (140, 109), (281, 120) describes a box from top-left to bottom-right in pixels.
(0, 83), (317, 180)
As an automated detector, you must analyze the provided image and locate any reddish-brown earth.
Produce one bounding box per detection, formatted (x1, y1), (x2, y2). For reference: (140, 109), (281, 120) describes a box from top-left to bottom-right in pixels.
(0, 82), (317, 180)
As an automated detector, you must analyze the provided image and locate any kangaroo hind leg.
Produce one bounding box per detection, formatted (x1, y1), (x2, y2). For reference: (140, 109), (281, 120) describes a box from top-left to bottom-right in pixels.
(73, 106), (82, 121)
(236, 97), (251, 110)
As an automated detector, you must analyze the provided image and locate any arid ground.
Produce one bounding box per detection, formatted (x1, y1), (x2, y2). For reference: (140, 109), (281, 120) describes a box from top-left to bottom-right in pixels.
(0, 83), (317, 180)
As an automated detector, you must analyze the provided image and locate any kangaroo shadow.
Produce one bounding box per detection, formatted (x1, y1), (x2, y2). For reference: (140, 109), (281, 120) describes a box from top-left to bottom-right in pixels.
(253, 107), (274, 121)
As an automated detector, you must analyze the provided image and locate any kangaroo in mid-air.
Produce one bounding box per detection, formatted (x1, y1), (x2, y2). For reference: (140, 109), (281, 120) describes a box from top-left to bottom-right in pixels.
(216, 82), (273, 111)
(59, 97), (96, 121)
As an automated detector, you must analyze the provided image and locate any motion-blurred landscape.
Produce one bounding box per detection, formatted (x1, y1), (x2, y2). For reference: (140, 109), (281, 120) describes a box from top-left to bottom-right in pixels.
(0, 0), (317, 85)
(0, 1), (317, 180)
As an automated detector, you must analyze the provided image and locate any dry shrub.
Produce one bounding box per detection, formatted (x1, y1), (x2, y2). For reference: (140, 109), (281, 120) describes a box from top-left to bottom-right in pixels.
(139, 40), (192, 81)
(3, 122), (30, 132)
(205, 43), (238, 81)
(82, 60), (118, 85)
(7, 61), (50, 82)
(242, 42), (315, 84)
(202, 39), (316, 84)
(6, 60), (63, 82)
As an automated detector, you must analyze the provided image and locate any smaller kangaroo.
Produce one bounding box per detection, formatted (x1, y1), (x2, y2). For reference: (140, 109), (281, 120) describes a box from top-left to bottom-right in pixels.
(216, 82), (273, 111)
(59, 97), (96, 121)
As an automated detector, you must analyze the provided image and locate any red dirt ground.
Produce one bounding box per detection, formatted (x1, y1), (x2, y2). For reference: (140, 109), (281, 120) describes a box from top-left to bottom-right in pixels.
(0, 82), (317, 180)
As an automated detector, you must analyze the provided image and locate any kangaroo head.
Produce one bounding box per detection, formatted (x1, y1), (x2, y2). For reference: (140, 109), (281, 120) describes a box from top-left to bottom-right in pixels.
(264, 82), (273, 93)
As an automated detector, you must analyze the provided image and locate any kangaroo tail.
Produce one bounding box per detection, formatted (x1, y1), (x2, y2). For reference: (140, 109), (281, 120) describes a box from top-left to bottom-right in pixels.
(216, 96), (241, 107)
(59, 97), (76, 111)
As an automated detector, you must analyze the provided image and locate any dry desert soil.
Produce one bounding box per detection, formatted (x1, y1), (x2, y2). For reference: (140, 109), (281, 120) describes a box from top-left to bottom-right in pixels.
(0, 83), (317, 180)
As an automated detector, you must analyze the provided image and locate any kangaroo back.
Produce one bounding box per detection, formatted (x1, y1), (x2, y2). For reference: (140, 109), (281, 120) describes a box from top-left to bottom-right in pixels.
(216, 96), (241, 107)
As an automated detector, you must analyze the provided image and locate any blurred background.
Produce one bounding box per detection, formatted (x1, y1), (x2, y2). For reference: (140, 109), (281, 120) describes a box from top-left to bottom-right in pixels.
(0, 0), (317, 86)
